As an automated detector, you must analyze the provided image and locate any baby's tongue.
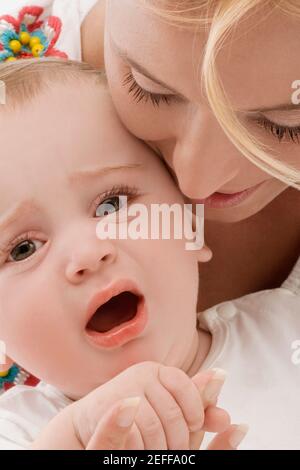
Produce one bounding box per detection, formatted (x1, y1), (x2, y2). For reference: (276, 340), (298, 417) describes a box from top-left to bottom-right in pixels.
(87, 292), (138, 333)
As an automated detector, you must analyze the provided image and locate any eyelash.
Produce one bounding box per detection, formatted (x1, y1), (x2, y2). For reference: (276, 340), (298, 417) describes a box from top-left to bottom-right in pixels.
(122, 72), (300, 146)
(1, 231), (46, 264)
(122, 68), (300, 145)
(123, 71), (173, 107)
(92, 184), (140, 215)
(256, 118), (300, 143)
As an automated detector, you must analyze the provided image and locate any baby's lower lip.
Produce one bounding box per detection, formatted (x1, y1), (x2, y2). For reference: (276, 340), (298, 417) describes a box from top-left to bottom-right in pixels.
(192, 182), (264, 209)
(85, 298), (148, 350)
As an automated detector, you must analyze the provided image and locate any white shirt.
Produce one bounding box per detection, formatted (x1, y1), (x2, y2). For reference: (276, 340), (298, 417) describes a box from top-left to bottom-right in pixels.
(0, 383), (71, 450)
(0, 255), (299, 450)
(199, 255), (300, 450)
(0, 0), (98, 60)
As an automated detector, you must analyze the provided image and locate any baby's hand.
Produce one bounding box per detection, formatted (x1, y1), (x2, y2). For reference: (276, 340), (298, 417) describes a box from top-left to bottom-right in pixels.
(72, 362), (231, 450)
(85, 396), (248, 451)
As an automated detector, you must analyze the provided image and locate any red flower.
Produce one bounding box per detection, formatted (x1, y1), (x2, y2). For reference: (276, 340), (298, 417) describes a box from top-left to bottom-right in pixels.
(0, 5), (68, 61)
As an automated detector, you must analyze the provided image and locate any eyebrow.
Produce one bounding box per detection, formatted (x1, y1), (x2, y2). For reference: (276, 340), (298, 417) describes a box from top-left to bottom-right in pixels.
(0, 165), (143, 234)
(110, 36), (185, 98)
(0, 200), (38, 234)
(244, 103), (300, 114)
(69, 163), (143, 183)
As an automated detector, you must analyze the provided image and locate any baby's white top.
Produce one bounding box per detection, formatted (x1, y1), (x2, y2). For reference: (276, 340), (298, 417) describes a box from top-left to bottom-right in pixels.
(198, 255), (300, 450)
(0, 0), (98, 60)
(0, 256), (299, 450)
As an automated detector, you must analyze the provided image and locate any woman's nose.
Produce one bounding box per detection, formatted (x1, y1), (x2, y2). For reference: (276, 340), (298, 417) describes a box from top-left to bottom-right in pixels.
(172, 110), (239, 198)
(65, 238), (117, 285)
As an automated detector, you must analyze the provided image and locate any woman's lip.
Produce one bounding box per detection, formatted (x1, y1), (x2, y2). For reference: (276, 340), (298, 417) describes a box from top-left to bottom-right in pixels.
(85, 280), (148, 350)
(191, 182), (264, 209)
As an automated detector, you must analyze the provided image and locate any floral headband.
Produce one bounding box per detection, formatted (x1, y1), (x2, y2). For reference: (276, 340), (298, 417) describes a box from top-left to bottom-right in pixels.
(0, 5), (68, 62)
(0, 364), (39, 394)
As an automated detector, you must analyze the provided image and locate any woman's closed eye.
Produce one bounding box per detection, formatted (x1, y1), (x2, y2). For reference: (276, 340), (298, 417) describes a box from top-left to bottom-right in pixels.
(123, 66), (300, 143)
(255, 116), (300, 143)
(123, 71), (178, 107)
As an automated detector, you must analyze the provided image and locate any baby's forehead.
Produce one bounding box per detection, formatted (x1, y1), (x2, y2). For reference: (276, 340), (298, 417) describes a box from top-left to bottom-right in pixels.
(1, 80), (169, 179)
(0, 62), (180, 211)
(0, 59), (162, 170)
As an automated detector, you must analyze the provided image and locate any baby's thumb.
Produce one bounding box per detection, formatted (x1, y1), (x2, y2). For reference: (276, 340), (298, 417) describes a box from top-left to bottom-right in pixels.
(86, 397), (141, 450)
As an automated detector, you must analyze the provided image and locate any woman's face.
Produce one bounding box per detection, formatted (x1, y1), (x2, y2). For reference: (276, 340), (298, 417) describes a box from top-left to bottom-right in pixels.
(105, 0), (300, 223)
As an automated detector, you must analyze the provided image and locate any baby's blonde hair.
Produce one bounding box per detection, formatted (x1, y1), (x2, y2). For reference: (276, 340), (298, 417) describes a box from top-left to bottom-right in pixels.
(143, 0), (300, 189)
(0, 58), (105, 107)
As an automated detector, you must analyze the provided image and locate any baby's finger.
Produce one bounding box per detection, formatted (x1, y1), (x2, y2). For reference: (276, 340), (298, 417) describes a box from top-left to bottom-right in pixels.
(86, 397), (141, 450)
(206, 424), (249, 450)
(134, 397), (168, 450)
(144, 381), (190, 449)
(158, 366), (205, 433)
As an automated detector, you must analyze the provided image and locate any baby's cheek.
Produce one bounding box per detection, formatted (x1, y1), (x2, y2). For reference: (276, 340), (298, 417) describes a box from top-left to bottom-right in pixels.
(0, 275), (55, 361)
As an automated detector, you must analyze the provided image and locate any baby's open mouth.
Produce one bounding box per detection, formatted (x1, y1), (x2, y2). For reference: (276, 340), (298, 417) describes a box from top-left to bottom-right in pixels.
(85, 281), (148, 349)
(86, 291), (140, 334)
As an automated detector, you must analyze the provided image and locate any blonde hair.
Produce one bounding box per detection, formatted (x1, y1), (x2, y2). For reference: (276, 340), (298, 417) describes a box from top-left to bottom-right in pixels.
(143, 0), (300, 189)
(0, 58), (106, 107)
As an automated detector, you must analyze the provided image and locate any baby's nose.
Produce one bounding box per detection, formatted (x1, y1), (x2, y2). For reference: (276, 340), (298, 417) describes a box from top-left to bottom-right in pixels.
(65, 241), (117, 285)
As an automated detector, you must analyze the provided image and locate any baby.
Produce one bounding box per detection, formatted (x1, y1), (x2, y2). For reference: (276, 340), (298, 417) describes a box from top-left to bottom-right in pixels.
(0, 59), (242, 450)
(0, 56), (299, 452)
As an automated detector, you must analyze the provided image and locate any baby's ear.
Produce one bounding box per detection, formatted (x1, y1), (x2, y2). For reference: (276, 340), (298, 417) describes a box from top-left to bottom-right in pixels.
(197, 245), (213, 263)
(189, 210), (212, 262)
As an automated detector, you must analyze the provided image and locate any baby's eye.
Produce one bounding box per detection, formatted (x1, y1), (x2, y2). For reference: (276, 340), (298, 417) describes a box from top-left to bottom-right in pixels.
(9, 239), (44, 262)
(95, 196), (126, 217)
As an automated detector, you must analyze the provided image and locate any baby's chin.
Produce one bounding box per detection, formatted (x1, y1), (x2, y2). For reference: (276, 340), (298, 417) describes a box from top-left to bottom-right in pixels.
(55, 353), (164, 400)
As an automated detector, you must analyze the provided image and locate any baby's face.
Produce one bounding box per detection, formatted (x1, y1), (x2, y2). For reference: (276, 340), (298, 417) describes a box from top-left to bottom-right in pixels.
(0, 82), (199, 398)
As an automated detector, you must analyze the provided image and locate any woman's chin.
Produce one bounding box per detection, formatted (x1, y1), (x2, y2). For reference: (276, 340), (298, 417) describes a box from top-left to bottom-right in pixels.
(204, 180), (288, 224)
